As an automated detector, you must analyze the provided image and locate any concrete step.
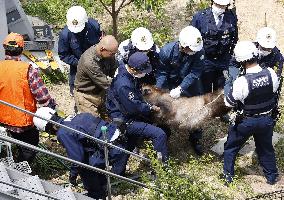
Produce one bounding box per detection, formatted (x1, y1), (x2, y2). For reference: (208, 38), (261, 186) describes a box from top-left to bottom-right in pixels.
(0, 160), (94, 200)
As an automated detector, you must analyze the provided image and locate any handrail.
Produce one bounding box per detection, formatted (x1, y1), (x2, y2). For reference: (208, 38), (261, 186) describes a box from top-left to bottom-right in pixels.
(0, 135), (151, 189)
(0, 99), (150, 163)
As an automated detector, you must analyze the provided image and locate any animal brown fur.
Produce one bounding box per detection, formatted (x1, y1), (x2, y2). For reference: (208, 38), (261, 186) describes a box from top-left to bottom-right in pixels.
(143, 85), (230, 131)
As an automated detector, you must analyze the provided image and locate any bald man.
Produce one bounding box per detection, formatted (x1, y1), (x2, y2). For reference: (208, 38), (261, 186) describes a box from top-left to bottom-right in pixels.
(74, 35), (119, 116)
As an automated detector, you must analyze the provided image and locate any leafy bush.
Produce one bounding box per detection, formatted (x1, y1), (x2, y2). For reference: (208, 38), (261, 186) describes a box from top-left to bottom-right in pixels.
(275, 137), (284, 172)
(134, 0), (166, 13)
(40, 69), (68, 85)
(274, 105), (284, 133)
(118, 9), (173, 46)
(142, 145), (230, 200)
(186, 0), (211, 17)
(22, 0), (103, 29)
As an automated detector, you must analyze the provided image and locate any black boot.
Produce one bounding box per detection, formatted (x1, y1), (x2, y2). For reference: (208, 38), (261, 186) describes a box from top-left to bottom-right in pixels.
(189, 129), (203, 156)
(69, 174), (78, 186)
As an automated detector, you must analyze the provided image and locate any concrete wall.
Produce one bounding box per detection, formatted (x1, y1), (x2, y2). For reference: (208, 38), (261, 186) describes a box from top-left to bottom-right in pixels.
(0, 0), (8, 60)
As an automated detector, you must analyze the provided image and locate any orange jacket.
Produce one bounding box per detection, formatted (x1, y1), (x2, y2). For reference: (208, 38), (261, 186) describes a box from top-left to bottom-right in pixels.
(0, 60), (36, 127)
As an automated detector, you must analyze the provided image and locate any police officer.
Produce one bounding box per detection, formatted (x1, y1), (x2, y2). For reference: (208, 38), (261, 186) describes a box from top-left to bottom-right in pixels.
(155, 26), (204, 155)
(58, 6), (103, 96)
(192, 0), (238, 93)
(33, 107), (129, 200)
(225, 27), (284, 95)
(116, 27), (160, 85)
(106, 52), (168, 162)
(257, 27), (284, 77)
(223, 41), (279, 185)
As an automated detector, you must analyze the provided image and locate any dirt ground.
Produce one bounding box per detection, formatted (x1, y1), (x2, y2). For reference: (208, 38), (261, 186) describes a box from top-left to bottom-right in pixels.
(46, 0), (284, 198)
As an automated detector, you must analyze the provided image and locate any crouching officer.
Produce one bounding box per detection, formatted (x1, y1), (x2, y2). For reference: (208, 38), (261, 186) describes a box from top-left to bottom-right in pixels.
(106, 52), (168, 162)
(223, 41), (279, 185)
(155, 26), (205, 155)
(33, 107), (129, 200)
(116, 27), (160, 85)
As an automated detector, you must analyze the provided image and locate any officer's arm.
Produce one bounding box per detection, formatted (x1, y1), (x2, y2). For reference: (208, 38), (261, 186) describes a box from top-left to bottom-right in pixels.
(224, 77), (248, 107)
(155, 48), (171, 89)
(231, 12), (239, 52)
(191, 13), (200, 30)
(275, 51), (284, 77)
(268, 68), (280, 92)
(86, 63), (112, 90)
(224, 58), (240, 95)
(180, 53), (204, 91)
(118, 86), (151, 117)
(88, 18), (103, 38)
(58, 31), (79, 66)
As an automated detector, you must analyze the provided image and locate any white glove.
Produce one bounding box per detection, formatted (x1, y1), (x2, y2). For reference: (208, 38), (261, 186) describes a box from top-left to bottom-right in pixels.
(170, 86), (182, 99)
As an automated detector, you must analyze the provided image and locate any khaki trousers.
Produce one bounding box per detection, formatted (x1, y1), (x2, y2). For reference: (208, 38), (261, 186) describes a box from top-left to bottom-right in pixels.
(74, 90), (102, 117)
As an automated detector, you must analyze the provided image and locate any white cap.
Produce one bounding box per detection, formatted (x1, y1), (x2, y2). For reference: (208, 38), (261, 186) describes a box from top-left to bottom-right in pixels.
(33, 107), (56, 131)
(256, 27), (277, 49)
(179, 26), (203, 52)
(213, 0), (231, 5)
(131, 27), (154, 51)
(234, 41), (258, 62)
(66, 6), (88, 33)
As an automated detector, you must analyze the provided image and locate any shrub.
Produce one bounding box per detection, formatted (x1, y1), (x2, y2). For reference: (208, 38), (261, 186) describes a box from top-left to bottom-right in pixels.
(40, 69), (68, 85)
(22, 0), (103, 29)
(142, 145), (229, 200)
(118, 9), (173, 46)
(275, 137), (284, 172)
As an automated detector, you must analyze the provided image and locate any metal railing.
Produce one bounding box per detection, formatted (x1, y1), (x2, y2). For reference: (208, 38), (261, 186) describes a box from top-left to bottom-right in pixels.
(0, 99), (157, 200)
(0, 99), (150, 163)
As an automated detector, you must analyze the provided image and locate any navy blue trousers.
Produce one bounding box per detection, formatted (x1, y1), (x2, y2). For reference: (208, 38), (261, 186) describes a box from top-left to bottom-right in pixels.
(223, 116), (278, 182)
(79, 164), (107, 199)
(127, 121), (168, 160)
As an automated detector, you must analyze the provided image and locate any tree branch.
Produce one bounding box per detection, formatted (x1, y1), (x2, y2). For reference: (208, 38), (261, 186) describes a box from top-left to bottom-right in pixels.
(117, 0), (134, 14)
(117, 0), (127, 11)
(98, 0), (112, 15)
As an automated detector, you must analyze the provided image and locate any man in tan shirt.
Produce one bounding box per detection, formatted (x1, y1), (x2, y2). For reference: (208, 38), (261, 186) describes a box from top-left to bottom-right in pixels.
(74, 35), (118, 116)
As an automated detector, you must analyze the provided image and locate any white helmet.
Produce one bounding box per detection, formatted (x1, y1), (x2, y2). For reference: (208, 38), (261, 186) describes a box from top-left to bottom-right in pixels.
(33, 107), (56, 131)
(131, 27), (154, 51)
(66, 6), (88, 33)
(234, 41), (258, 62)
(256, 27), (277, 49)
(213, 0), (231, 5)
(179, 26), (203, 52)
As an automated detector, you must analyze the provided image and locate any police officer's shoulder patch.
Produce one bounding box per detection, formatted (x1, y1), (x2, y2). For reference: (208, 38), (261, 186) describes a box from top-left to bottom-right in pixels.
(128, 92), (135, 100)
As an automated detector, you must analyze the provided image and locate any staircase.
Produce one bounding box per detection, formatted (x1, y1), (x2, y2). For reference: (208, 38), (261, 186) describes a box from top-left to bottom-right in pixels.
(0, 125), (94, 200)
(0, 158), (94, 200)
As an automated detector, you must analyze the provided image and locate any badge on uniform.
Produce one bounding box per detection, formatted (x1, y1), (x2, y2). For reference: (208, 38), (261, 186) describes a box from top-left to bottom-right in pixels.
(200, 55), (204, 60)
(128, 92), (135, 100)
(222, 30), (229, 38)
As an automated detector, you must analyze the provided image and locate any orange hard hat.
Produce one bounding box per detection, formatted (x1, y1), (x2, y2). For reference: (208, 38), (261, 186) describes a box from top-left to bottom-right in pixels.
(3, 33), (24, 48)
